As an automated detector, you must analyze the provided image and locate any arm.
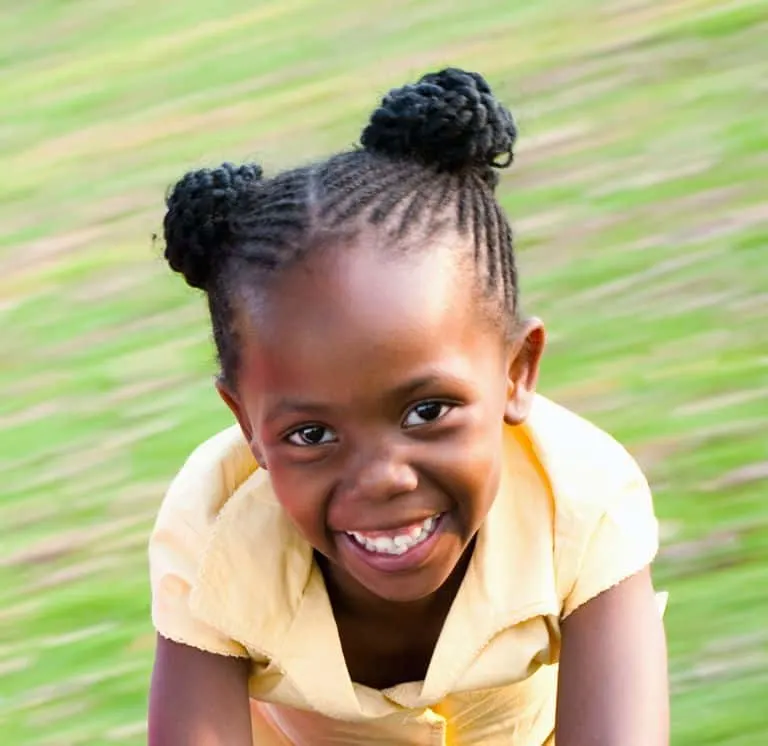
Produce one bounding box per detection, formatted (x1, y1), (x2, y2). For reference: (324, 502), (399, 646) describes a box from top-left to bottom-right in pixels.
(555, 567), (669, 746)
(149, 635), (253, 746)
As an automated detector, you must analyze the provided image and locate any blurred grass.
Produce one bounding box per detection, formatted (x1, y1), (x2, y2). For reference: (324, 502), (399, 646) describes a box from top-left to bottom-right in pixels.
(1, 0), (766, 743)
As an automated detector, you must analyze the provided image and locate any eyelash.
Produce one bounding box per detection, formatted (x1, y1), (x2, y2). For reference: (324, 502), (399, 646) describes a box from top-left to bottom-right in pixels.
(402, 400), (454, 428)
(284, 399), (456, 448)
(285, 424), (337, 448)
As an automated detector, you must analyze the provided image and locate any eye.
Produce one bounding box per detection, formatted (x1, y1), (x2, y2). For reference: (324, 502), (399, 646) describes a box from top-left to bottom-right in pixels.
(286, 425), (337, 447)
(402, 400), (453, 428)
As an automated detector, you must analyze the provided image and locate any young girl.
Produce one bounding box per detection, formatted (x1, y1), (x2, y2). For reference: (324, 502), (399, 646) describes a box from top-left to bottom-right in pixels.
(148, 68), (669, 745)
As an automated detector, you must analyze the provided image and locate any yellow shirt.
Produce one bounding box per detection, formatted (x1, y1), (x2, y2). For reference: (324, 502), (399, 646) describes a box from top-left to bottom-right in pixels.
(149, 395), (662, 745)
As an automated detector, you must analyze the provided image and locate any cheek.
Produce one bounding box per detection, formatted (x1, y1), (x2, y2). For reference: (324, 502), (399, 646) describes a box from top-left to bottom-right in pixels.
(263, 458), (331, 544)
(460, 432), (503, 520)
(429, 417), (505, 524)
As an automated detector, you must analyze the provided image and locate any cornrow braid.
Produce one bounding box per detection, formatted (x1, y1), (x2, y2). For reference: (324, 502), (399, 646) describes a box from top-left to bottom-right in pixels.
(163, 68), (520, 385)
(233, 168), (312, 256)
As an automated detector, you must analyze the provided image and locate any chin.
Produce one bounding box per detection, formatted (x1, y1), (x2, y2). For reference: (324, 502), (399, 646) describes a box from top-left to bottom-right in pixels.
(332, 513), (470, 603)
(362, 572), (449, 604)
(354, 545), (470, 605)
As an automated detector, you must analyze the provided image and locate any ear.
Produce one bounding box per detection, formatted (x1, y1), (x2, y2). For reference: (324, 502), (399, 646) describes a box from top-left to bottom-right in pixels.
(503, 318), (546, 426)
(215, 377), (268, 469)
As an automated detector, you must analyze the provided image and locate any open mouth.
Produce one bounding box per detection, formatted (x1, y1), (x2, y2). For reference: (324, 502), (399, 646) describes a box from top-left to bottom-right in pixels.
(345, 514), (441, 556)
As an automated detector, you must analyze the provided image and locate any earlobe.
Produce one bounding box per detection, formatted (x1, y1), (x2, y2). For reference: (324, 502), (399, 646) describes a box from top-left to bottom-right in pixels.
(215, 377), (268, 469)
(503, 319), (546, 426)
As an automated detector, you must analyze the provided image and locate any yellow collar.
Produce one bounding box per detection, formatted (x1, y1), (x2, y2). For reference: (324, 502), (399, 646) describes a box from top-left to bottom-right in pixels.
(189, 398), (565, 717)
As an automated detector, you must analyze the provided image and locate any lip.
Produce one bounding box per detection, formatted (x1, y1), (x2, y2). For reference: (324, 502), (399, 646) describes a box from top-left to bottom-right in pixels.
(337, 512), (447, 574)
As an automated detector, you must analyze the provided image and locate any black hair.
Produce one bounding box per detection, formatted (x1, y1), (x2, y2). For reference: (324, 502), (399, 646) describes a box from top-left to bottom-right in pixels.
(163, 68), (519, 385)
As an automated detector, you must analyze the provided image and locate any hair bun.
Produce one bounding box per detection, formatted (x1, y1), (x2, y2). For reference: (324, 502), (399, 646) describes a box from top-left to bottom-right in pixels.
(163, 162), (263, 290)
(361, 68), (517, 177)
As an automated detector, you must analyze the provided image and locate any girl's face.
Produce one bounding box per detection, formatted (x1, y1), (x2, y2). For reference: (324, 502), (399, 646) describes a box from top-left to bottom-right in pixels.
(220, 233), (544, 605)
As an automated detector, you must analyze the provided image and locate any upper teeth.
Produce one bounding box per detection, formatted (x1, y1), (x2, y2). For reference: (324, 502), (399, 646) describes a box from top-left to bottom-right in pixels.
(347, 515), (438, 555)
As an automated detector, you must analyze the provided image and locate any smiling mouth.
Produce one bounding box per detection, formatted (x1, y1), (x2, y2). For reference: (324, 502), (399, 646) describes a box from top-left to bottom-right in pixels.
(345, 514), (441, 556)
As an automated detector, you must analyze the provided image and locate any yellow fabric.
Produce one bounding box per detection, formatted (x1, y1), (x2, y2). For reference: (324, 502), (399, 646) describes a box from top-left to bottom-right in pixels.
(148, 395), (661, 745)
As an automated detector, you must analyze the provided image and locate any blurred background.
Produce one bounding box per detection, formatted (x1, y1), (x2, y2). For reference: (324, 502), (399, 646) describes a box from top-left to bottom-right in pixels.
(1, 1), (766, 744)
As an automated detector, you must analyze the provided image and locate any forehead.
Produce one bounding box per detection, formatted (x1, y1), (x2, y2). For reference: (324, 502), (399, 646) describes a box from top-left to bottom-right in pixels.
(235, 234), (502, 393)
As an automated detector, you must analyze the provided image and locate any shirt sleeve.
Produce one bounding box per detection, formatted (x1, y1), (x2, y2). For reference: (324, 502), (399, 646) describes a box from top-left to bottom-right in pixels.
(148, 436), (250, 657)
(149, 520), (248, 657)
(560, 465), (660, 619)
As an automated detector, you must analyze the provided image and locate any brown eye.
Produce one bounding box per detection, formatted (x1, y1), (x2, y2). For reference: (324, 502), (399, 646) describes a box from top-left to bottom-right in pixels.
(403, 401), (452, 428)
(286, 425), (337, 447)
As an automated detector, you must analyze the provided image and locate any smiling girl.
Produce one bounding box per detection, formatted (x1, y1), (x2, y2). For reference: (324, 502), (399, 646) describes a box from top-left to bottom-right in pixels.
(148, 68), (669, 745)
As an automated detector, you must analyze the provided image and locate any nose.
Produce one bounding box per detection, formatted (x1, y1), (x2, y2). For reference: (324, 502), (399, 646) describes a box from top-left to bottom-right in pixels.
(339, 443), (418, 504)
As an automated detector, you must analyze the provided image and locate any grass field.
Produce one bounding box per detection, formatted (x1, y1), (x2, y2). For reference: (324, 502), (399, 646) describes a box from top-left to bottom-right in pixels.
(1, 1), (766, 743)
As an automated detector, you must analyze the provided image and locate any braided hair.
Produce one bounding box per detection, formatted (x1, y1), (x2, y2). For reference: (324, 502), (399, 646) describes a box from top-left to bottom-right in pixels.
(163, 68), (519, 385)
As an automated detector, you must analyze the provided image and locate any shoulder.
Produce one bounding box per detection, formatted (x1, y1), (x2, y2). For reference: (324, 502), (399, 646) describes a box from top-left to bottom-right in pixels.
(524, 394), (648, 511)
(523, 396), (659, 615)
(154, 425), (258, 539)
(148, 426), (260, 657)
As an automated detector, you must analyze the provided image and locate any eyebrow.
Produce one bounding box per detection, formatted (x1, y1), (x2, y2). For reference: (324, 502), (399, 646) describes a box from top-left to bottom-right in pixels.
(263, 373), (457, 425)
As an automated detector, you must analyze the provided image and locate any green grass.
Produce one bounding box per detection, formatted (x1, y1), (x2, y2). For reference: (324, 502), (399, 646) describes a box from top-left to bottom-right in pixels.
(1, 0), (766, 743)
